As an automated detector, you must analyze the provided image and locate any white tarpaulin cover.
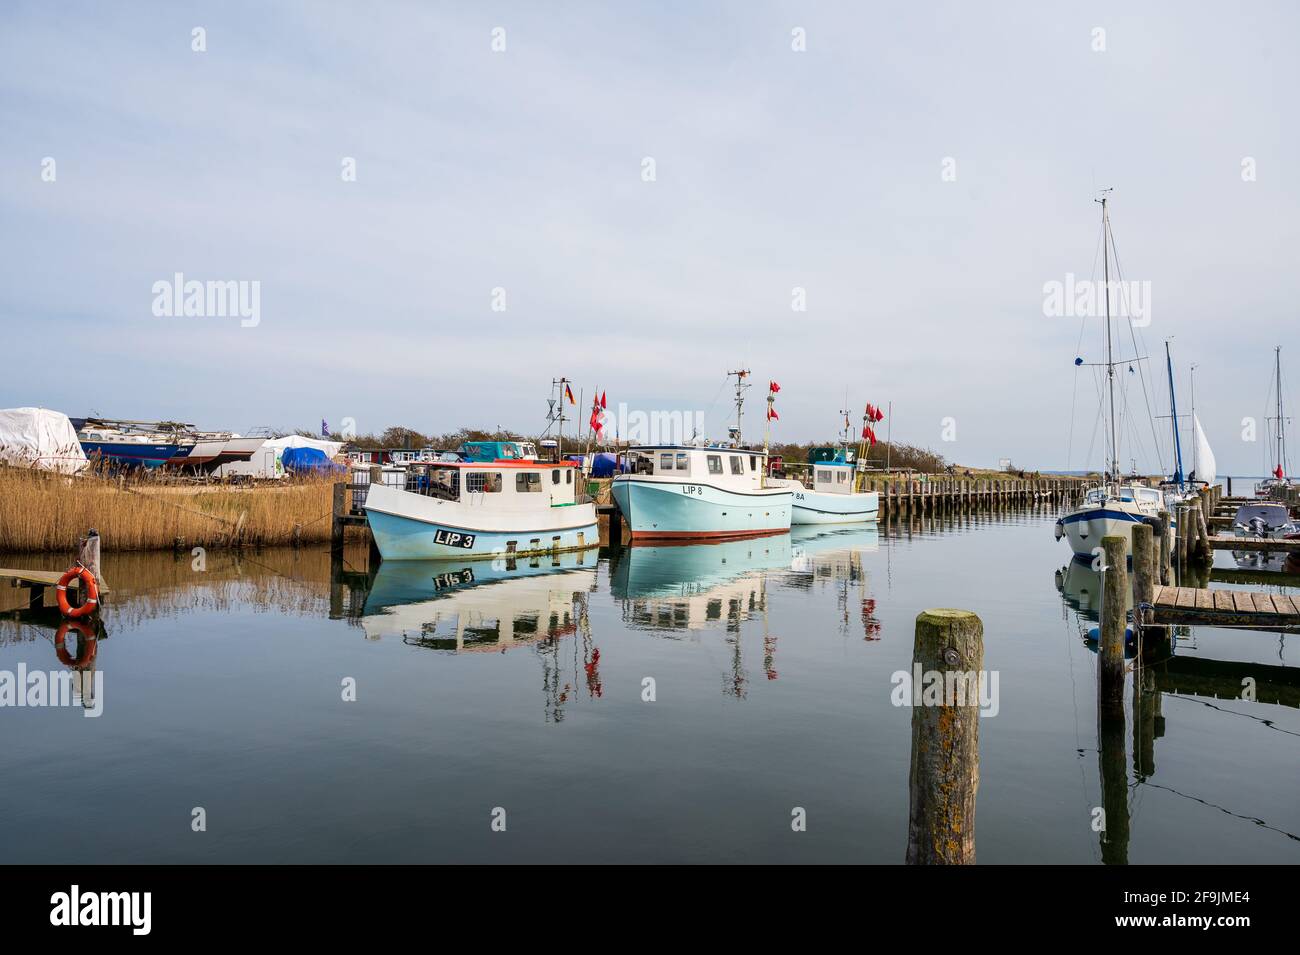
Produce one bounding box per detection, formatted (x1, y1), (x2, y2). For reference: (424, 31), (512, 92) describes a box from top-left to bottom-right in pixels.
(0, 407), (89, 474)
(261, 435), (345, 457)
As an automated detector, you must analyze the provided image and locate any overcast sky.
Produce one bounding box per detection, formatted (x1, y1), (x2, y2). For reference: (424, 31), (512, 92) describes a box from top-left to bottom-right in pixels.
(2, 1), (1297, 472)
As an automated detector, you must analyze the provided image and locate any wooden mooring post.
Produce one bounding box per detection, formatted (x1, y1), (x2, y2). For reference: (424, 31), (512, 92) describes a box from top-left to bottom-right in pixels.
(1156, 510), (1171, 585)
(1099, 535), (1128, 706)
(905, 609), (982, 865)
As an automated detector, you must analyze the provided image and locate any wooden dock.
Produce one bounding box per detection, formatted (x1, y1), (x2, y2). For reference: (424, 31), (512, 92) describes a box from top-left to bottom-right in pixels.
(1150, 585), (1300, 627)
(1208, 534), (1300, 553)
(0, 567), (105, 614)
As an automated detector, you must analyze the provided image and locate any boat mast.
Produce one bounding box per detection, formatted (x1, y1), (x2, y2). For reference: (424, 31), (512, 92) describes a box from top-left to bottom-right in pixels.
(1277, 346), (1287, 480)
(1189, 363), (1198, 481)
(1165, 341), (1184, 488)
(727, 367), (750, 447)
(1099, 190), (1119, 494)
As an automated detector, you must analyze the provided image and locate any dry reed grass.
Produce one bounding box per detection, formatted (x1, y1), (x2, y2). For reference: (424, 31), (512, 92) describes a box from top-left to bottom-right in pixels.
(0, 467), (345, 552)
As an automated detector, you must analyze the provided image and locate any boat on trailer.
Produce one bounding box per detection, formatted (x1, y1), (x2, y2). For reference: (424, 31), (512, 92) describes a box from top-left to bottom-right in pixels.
(364, 458), (598, 561)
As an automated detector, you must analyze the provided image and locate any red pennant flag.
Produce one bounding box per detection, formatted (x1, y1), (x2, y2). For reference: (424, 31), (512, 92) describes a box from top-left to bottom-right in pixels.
(600, 391), (607, 409)
(767, 407), (779, 421)
(865, 403), (876, 421)
(874, 406), (885, 423)
(861, 425), (870, 440)
(864, 424), (877, 445)
(769, 381), (781, 394)
(1275, 464), (1286, 479)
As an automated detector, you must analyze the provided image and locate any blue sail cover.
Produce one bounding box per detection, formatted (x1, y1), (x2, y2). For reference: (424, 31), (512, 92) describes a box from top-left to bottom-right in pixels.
(281, 446), (343, 474)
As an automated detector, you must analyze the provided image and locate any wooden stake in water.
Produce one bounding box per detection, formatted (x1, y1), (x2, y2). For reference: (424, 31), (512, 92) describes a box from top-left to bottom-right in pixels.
(1099, 535), (1128, 706)
(906, 609), (982, 865)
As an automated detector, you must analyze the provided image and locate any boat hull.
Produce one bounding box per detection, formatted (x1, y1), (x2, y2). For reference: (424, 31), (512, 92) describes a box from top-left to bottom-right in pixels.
(789, 488), (879, 524)
(1058, 506), (1148, 559)
(610, 478), (792, 541)
(364, 484), (598, 561)
(80, 441), (186, 469)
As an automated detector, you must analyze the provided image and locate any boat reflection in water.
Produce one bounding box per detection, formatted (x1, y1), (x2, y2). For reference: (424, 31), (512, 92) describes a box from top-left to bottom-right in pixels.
(1055, 556), (1138, 656)
(361, 551), (597, 654)
(360, 551), (601, 720)
(788, 524), (882, 639)
(609, 535), (792, 634)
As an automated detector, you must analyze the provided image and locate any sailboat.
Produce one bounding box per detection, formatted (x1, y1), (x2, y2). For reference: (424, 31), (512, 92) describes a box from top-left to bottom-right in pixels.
(1055, 192), (1167, 560)
(1256, 346), (1294, 500)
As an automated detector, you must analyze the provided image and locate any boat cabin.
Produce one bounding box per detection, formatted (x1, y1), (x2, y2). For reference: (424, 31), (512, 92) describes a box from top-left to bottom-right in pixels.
(621, 445), (770, 490)
(401, 460), (586, 507)
(457, 440), (531, 463)
(1084, 484), (1163, 507)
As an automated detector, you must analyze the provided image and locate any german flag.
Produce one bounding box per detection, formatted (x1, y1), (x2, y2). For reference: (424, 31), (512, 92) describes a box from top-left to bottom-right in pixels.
(564, 383), (575, 404)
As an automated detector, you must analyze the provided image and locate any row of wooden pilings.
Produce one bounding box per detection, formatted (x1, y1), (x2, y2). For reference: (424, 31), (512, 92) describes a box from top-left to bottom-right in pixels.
(910, 483), (1219, 866)
(867, 475), (1084, 516)
(1170, 483), (1223, 568)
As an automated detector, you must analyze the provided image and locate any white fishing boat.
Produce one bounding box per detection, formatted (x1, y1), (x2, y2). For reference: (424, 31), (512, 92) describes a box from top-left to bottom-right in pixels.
(364, 458), (598, 560)
(1055, 192), (1168, 561)
(771, 406), (882, 524)
(610, 370), (792, 541)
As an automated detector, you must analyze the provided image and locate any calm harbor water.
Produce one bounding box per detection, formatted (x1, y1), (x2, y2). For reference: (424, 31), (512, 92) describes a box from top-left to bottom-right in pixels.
(2, 506), (1296, 864)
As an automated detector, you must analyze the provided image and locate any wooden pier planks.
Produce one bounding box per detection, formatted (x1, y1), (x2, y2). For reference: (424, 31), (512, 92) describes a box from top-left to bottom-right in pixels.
(1151, 584), (1300, 627)
(1208, 534), (1300, 552)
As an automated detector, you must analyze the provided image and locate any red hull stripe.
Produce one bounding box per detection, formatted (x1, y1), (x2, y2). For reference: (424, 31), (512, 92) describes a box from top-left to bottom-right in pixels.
(627, 527), (789, 542)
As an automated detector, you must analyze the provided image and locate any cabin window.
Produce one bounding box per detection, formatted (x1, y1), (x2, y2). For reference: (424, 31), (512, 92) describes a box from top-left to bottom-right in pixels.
(730, 456), (744, 475)
(817, 469), (832, 484)
(837, 470), (848, 484)
(749, 455), (757, 471)
(676, 452), (689, 471)
(516, 471), (543, 493)
(660, 452), (674, 471)
(552, 469), (561, 485)
(468, 471), (502, 493)
(707, 455), (723, 475)
(566, 469), (573, 484)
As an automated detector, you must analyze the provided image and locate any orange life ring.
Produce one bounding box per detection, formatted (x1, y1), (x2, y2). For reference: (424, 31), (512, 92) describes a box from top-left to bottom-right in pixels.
(54, 619), (97, 667)
(56, 564), (99, 619)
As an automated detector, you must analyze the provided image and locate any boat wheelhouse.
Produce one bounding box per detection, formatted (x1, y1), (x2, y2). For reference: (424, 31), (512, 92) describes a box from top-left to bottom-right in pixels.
(610, 444), (792, 541)
(772, 448), (879, 524)
(363, 459), (598, 560)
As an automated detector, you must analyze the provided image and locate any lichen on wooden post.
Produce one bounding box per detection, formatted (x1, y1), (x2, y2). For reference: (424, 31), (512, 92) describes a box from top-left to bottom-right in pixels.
(905, 608), (983, 865)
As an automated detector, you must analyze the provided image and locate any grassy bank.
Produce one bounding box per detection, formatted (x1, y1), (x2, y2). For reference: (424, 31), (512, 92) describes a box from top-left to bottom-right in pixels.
(0, 468), (342, 553)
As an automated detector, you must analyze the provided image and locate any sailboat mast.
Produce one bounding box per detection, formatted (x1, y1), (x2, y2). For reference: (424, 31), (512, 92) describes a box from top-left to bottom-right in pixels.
(1101, 192), (1119, 493)
(1165, 341), (1184, 487)
(1277, 346), (1287, 478)
(1189, 364), (1197, 479)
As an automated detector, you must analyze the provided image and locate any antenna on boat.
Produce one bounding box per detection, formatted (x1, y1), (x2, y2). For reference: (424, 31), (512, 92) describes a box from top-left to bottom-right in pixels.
(547, 377), (573, 456)
(727, 367), (750, 447)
